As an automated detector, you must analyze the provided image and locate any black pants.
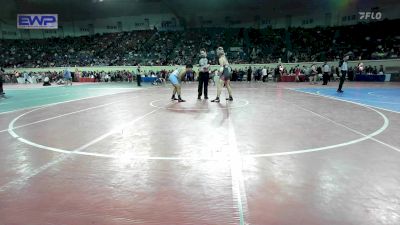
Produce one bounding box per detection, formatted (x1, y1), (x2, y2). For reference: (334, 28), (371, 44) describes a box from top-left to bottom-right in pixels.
(198, 71), (209, 98)
(136, 74), (142, 86)
(0, 80), (3, 94)
(323, 72), (329, 85)
(338, 70), (347, 91)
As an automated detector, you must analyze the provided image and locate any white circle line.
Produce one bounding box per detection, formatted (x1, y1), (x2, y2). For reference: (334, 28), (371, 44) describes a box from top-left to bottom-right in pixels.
(7, 94), (390, 160)
(149, 99), (250, 111)
(247, 104), (389, 158)
(289, 88), (400, 114)
(321, 93), (399, 105)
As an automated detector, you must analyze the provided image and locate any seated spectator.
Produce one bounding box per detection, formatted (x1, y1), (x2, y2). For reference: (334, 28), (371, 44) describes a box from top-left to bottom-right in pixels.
(372, 66), (378, 75)
(379, 65), (385, 75)
(43, 76), (51, 86)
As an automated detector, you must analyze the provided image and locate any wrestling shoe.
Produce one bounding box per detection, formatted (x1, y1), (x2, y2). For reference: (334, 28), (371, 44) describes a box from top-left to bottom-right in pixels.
(226, 96), (233, 101)
(211, 98), (220, 103)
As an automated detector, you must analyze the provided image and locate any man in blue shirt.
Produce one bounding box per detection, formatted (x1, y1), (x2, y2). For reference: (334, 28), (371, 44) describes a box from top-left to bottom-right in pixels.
(64, 68), (72, 86)
(23, 72), (30, 84)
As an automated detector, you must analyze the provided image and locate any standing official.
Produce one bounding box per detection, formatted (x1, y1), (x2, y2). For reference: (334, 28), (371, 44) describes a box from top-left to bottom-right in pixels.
(136, 65), (142, 87)
(322, 61), (330, 85)
(337, 55), (349, 93)
(198, 49), (210, 100)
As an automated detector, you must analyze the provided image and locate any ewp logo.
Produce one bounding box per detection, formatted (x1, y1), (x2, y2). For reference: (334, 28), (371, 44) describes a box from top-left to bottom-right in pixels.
(359, 12), (382, 20)
(17, 14), (58, 29)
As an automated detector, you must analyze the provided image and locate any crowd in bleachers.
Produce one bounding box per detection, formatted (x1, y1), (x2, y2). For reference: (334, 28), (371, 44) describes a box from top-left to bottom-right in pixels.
(0, 20), (398, 69)
(1, 60), (385, 86)
(1, 69), (170, 84)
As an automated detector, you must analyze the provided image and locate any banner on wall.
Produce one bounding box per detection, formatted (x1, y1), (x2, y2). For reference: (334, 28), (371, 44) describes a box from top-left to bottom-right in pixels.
(17, 14), (58, 29)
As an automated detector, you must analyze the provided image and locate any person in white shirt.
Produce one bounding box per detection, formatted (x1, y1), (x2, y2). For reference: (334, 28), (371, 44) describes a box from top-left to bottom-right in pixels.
(323, 62), (330, 85)
(261, 67), (268, 82)
(309, 64), (317, 84)
(337, 55), (349, 93)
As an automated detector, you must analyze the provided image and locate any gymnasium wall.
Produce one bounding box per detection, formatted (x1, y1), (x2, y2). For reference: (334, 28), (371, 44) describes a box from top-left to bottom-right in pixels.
(1, 2), (399, 39)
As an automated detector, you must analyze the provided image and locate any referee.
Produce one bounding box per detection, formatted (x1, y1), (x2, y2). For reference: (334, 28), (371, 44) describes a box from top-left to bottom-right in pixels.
(337, 55), (349, 93)
(198, 49), (210, 100)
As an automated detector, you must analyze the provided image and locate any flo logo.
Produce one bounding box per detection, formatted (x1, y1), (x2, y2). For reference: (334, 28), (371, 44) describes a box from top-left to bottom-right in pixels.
(359, 12), (382, 20)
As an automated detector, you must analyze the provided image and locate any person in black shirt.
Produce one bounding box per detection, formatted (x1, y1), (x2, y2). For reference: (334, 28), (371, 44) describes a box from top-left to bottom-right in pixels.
(274, 66), (280, 82)
(317, 66), (322, 83)
(337, 55), (349, 93)
(372, 66), (378, 75)
(136, 65), (142, 87)
(247, 67), (252, 82)
(0, 67), (5, 96)
(348, 67), (354, 81)
(232, 69), (238, 81)
(379, 65), (384, 74)
(198, 50), (210, 100)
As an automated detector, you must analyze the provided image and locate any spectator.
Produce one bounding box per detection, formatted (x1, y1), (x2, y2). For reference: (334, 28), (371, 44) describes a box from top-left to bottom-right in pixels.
(262, 67), (268, 82)
(322, 62), (330, 85)
(247, 67), (252, 82)
(0, 67), (4, 95)
(63, 68), (72, 86)
(136, 65), (142, 87)
(379, 65), (385, 75)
